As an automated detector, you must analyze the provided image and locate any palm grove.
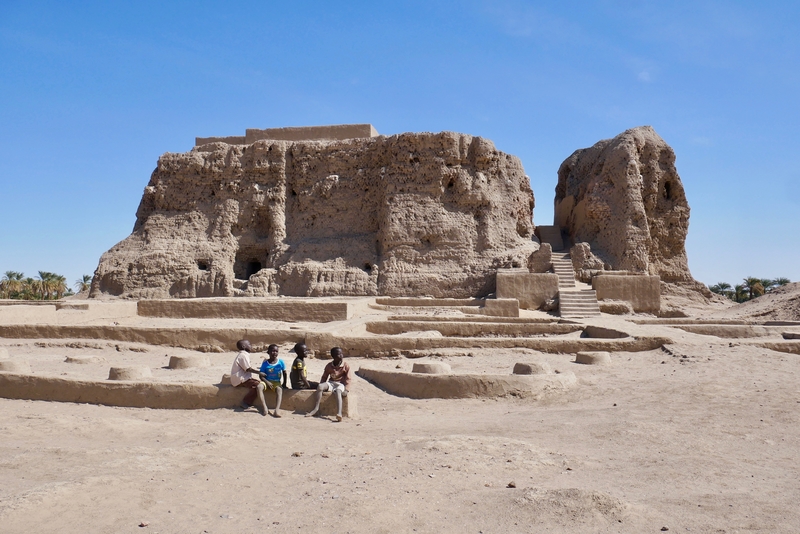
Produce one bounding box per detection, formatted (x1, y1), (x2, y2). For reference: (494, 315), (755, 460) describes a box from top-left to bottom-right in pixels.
(0, 271), (92, 300)
(709, 277), (791, 303)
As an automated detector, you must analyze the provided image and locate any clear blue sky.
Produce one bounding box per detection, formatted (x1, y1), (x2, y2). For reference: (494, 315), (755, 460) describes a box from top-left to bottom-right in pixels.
(1, 0), (798, 289)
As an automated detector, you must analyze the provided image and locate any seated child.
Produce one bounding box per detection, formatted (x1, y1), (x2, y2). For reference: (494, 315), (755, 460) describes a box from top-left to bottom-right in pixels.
(259, 344), (287, 418)
(305, 347), (352, 422)
(289, 343), (319, 390)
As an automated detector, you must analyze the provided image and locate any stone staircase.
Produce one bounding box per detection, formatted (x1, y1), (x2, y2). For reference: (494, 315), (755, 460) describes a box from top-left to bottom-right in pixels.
(535, 225), (564, 251)
(551, 252), (601, 319)
(551, 253), (576, 288)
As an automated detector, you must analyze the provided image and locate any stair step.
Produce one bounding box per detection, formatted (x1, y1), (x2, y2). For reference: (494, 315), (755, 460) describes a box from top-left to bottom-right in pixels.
(557, 289), (600, 318)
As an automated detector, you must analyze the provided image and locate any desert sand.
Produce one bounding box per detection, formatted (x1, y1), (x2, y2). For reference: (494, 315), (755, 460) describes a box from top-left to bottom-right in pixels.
(1, 294), (799, 534)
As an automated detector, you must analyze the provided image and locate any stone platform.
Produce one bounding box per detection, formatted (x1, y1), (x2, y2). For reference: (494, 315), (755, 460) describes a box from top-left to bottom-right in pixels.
(138, 298), (352, 322)
(0, 372), (357, 417)
(357, 366), (576, 399)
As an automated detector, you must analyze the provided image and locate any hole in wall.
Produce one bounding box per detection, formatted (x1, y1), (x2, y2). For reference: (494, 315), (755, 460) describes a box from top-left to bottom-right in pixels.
(234, 248), (267, 280)
(246, 261), (262, 279)
(663, 181), (672, 200)
(197, 260), (209, 271)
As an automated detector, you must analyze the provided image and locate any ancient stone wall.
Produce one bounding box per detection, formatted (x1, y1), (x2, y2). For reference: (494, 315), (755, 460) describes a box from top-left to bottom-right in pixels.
(554, 126), (694, 283)
(92, 131), (537, 299)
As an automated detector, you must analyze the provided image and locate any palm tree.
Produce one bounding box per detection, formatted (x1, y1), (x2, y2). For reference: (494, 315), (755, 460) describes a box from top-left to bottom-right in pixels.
(760, 278), (776, 294)
(710, 282), (734, 300)
(36, 271), (54, 300)
(734, 284), (748, 303)
(52, 274), (68, 299)
(742, 277), (765, 300)
(772, 277), (791, 287)
(21, 277), (36, 300)
(1, 271), (24, 299)
(74, 274), (92, 293)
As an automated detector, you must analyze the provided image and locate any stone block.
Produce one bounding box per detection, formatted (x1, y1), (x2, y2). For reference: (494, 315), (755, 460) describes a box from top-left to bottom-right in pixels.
(108, 366), (152, 380)
(0, 360), (30, 373)
(512, 362), (550, 375)
(412, 362), (451, 374)
(496, 270), (559, 310)
(527, 243), (552, 273)
(592, 274), (660, 313)
(168, 355), (210, 369)
(598, 300), (633, 315)
(575, 351), (611, 365)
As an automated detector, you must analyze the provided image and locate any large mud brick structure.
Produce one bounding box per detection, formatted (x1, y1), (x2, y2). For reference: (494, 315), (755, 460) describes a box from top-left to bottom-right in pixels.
(554, 126), (693, 283)
(92, 126), (538, 299)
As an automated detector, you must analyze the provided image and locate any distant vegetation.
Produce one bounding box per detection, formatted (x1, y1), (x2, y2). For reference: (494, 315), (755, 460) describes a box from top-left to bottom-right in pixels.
(710, 277), (791, 303)
(0, 271), (92, 300)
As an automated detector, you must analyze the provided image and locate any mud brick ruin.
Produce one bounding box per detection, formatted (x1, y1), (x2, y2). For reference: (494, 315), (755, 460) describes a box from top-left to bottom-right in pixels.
(91, 123), (704, 315)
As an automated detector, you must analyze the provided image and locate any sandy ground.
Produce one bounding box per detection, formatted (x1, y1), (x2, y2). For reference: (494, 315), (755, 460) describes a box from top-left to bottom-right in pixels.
(1, 300), (800, 533)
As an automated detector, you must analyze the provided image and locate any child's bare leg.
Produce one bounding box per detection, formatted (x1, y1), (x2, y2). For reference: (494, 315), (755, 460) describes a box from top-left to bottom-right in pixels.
(334, 389), (343, 421)
(272, 386), (283, 417)
(256, 382), (268, 416)
(305, 384), (325, 416)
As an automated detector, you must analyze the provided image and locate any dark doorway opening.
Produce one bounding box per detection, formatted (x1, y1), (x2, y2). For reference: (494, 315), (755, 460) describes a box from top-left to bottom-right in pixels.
(246, 261), (262, 279)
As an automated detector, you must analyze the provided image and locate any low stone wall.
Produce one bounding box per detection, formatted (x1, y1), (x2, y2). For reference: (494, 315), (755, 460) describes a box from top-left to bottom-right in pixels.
(631, 318), (752, 325)
(758, 341), (800, 355)
(0, 372), (356, 416)
(373, 298), (519, 317)
(357, 366), (576, 399)
(306, 333), (670, 357)
(495, 270), (559, 310)
(0, 324), (304, 352)
(388, 315), (558, 324)
(0, 325), (670, 355)
(196, 124), (379, 146)
(592, 274), (660, 313)
(674, 325), (792, 339)
(0, 300), (55, 307)
(582, 326), (630, 339)
(366, 321), (581, 337)
(137, 298), (351, 322)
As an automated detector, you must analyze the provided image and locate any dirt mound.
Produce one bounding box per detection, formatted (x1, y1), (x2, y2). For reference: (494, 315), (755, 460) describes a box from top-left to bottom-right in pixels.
(715, 282), (800, 321)
(514, 487), (633, 527)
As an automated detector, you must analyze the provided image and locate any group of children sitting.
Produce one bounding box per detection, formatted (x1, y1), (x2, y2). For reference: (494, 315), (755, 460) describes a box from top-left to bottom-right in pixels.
(229, 340), (352, 421)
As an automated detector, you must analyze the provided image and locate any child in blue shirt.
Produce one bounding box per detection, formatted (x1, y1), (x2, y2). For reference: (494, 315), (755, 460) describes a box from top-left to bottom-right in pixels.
(259, 344), (287, 417)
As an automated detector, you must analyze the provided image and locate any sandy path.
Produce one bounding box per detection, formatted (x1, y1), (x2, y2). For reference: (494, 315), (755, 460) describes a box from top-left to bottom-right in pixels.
(2, 340), (799, 533)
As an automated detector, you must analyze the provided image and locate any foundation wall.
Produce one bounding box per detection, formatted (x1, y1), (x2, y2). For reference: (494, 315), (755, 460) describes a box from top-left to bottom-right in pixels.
(0, 326), (670, 355)
(366, 321), (581, 337)
(306, 333), (670, 357)
(0, 372), (356, 416)
(495, 270), (559, 310)
(357, 367), (576, 399)
(674, 325), (794, 339)
(137, 298), (351, 322)
(196, 124), (379, 146)
(592, 274), (661, 313)
(0, 324), (304, 352)
(373, 298), (519, 317)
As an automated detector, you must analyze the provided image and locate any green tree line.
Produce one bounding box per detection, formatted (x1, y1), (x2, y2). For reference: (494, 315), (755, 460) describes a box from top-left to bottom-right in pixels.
(0, 271), (92, 300)
(710, 276), (791, 303)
